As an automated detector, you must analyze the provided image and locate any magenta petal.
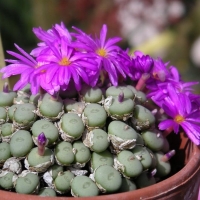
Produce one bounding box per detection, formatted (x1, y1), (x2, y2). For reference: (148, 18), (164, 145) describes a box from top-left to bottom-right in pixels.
(181, 94), (192, 115)
(181, 122), (200, 145)
(51, 71), (59, 86)
(133, 51), (144, 58)
(104, 37), (121, 49)
(182, 81), (199, 88)
(169, 66), (180, 81)
(30, 79), (39, 95)
(112, 59), (126, 78)
(159, 119), (175, 130)
(76, 60), (97, 70)
(70, 67), (80, 90)
(14, 44), (37, 65)
(106, 45), (121, 52)
(88, 70), (99, 87)
(13, 80), (27, 91)
(186, 117), (200, 124)
(75, 66), (89, 84)
(46, 65), (59, 83)
(103, 59), (117, 85)
(1, 65), (31, 78)
(63, 68), (71, 86)
(32, 27), (53, 42)
(5, 59), (21, 64)
(167, 84), (180, 104)
(7, 51), (35, 67)
(162, 102), (177, 119)
(61, 39), (73, 57)
(70, 53), (93, 61)
(99, 24), (107, 47)
(58, 67), (65, 85)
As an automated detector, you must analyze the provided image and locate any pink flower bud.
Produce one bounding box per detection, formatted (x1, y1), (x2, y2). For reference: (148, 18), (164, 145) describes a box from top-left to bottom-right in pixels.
(37, 132), (47, 156)
(161, 150), (176, 162)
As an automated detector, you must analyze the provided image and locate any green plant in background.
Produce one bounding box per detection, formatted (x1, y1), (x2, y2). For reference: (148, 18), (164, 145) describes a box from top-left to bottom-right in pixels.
(0, 0), (36, 52)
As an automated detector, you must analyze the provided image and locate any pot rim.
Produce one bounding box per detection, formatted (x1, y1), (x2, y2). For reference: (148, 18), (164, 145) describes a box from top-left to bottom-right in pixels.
(0, 141), (199, 200)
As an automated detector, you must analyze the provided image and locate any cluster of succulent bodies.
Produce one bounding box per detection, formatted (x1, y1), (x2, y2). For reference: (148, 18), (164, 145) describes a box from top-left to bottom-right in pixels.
(0, 22), (199, 197)
(0, 83), (173, 197)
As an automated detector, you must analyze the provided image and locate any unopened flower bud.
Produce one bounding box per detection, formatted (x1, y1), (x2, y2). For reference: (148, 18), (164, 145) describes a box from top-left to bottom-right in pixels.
(151, 109), (157, 115)
(118, 91), (124, 103)
(37, 132), (47, 156)
(148, 168), (157, 177)
(161, 150), (176, 162)
(3, 82), (9, 93)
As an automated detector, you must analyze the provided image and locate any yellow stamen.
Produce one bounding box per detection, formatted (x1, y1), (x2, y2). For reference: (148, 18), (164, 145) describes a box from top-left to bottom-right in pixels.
(174, 115), (185, 124)
(40, 70), (46, 73)
(59, 57), (71, 66)
(96, 48), (107, 57)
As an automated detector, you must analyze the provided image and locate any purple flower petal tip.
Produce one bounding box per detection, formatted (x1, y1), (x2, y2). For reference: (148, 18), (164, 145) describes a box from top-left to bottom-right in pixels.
(38, 132), (47, 146)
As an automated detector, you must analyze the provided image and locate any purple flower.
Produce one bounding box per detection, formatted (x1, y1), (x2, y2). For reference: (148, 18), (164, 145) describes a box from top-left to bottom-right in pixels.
(130, 51), (154, 81)
(72, 24), (131, 86)
(0, 44), (55, 94)
(158, 85), (200, 145)
(0, 44), (37, 88)
(151, 58), (170, 82)
(166, 66), (199, 95)
(34, 37), (98, 91)
(148, 66), (199, 106)
(31, 22), (72, 57)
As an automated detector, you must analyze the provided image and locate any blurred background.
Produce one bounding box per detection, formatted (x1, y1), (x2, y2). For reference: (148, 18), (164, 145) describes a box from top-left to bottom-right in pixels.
(0, 0), (200, 92)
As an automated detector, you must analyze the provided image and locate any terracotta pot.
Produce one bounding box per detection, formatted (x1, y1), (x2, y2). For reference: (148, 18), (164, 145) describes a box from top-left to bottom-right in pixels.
(0, 132), (199, 200)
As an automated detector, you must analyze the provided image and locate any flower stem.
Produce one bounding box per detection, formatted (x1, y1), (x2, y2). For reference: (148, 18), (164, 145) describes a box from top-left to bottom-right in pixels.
(136, 73), (150, 91)
(37, 132), (47, 156)
(118, 91), (124, 103)
(39, 87), (45, 101)
(163, 126), (173, 137)
(51, 92), (59, 101)
(38, 145), (45, 156)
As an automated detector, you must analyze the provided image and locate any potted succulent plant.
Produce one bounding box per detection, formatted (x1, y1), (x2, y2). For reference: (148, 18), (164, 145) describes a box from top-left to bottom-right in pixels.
(0, 23), (199, 200)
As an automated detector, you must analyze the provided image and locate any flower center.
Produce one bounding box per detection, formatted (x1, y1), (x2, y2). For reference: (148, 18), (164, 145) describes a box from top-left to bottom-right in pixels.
(96, 48), (107, 57)
(40, 70), (46, 73)
(59, 57), (71, 66)
(174, 114), (185, 124)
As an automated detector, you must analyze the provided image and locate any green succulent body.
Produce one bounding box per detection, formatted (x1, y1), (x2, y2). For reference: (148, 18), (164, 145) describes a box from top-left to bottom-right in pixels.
(0, 84), (173, 197)
(15, 172), (39, 194)
(0, 91), (17, 107)
(71, 175), (99, 197)
(10, 130), (34, 157)
(0, 142), (11, 164)
(106, 86), (134, 99)
(0, 171), (15, 189)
